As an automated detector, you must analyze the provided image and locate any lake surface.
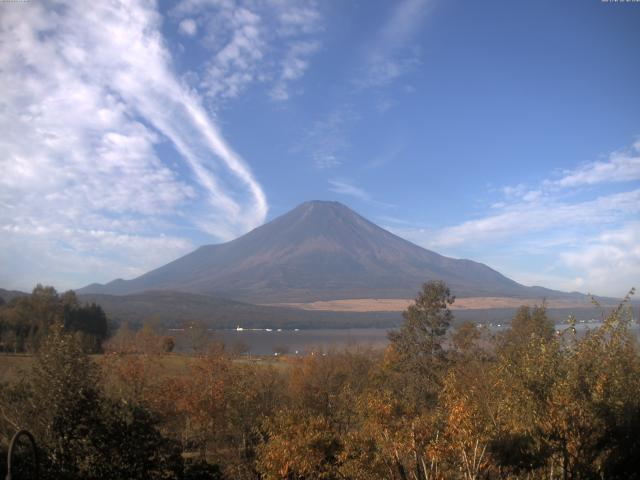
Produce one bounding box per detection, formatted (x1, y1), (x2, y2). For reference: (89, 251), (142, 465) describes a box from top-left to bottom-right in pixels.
(170, 320), (639, 355)
(171, 328), (390, 355)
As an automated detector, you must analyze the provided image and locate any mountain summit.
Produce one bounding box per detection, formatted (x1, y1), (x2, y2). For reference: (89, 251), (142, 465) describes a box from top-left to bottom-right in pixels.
(79, 200), (560, 302)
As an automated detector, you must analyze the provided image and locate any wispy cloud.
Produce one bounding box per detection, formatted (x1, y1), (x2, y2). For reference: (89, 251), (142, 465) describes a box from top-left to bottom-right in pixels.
(292, 0), (429, 174)
(377, 0), (432, 50)
(551, 139), (640, 188)
(271, 40), (321, 101)
(355, 54), (421, 90)
(394, 137), (640, 296)
(328, 179), (371, 201)
(429, 189), (640, 247)
(171, 0), (323, 103)
(292, 106), (358, 169)
(328, 179), (394, 208)
(365, 142), (406, 170)
(354, 0), (431, 89)
(0, 0), (267, 289)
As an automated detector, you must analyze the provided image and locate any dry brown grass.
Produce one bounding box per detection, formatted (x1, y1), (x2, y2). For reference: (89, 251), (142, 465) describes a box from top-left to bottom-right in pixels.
(0, 353), (288, 385)
(268, 296), (594, 312)
(0, 353), (34, 384)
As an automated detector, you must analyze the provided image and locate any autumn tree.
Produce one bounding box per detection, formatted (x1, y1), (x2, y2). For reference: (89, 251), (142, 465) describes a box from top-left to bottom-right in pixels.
(257, 410), (341, 479)
(17, 322), (104, 478)
(0, 323), (183, 479)
(483, 294), (640, 479)
(451, 320), (483, 356)
(539, 291), (640, 479)
(256, 349), (377, 479)
(435, 321), (497, 478)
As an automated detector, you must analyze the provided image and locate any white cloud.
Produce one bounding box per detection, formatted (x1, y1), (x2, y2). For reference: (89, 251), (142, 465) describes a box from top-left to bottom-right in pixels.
(522, 190), (543, 203)
(313, 154), (341, 170)
(178, 18), (198, 36)
(0, 222), (194, 292)
(502, 184), (527, 197)
(328, 179), (371, 202)
(429, 189), (640, 247)
(501, 271), (588, 294)
(356, 55), (421, 89)
(441, 137), (640, 248)
(0, 0), (267, 289)
(553, 139), (640, 188)
(172, 0), (323, 103)
(354, 0), (430, 89)
(328, 179), (394, 208)
(394, 137), (640, 296)
(271, 40), (320, 101)
(275, 1), (322, 36)
(292, 106), (358, 169)
(378, 0), (431, 50)
(560, 222), (640, 297)
(200, 6), (265, 100)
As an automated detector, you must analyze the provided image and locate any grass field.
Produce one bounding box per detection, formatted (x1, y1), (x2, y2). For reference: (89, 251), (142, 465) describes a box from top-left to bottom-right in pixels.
(0, 354), (34, 384)
(269, 296), (600, 312)
(0, 353), (290, 385)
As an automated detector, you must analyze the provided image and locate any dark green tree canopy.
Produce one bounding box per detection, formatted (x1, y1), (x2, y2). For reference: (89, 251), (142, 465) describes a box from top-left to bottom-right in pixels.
(0, 285), (108, 353)
(389, 280), (455, 363)
(386, 281), (456, 412)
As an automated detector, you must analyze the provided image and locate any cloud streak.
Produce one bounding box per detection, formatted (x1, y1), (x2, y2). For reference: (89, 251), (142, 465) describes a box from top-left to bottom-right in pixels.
(354, 0), (430, 89)
(328, 179), (371, 201)
(328, 179), (394, 208)
(430, 189), (640, 247)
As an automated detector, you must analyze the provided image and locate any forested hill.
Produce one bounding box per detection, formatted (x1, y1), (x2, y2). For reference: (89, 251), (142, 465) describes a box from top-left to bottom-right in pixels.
(0, 288), (27, 303)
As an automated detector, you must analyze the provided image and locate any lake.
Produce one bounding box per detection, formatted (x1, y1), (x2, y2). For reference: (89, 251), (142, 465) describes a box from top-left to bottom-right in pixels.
(171, 327), (390, 355)
(170, 319), (639, 355)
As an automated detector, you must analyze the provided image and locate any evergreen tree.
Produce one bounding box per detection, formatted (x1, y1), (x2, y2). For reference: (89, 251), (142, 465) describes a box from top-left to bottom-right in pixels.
(388, 280), (455, 363)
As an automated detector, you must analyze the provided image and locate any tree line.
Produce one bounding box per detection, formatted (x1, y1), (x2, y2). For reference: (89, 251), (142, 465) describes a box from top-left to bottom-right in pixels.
(0, 285), (108, 353)
(0, 281), (638, 479)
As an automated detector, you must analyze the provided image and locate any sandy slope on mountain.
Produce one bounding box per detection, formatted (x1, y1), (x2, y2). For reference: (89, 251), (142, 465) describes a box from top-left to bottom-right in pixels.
(268, 297), (597, 312)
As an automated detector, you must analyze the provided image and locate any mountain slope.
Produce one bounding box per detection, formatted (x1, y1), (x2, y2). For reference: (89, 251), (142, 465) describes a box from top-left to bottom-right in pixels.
(0, 288), (29, 303)
(79, 200), (569, 302)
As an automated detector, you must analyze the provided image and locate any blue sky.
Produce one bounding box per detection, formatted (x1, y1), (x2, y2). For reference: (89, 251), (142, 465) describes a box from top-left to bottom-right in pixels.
(1, 0), (639, 297)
